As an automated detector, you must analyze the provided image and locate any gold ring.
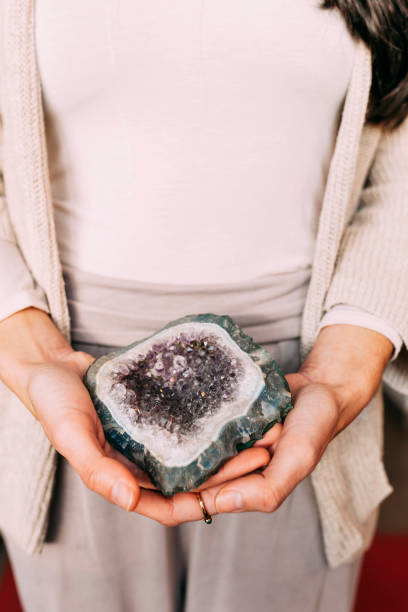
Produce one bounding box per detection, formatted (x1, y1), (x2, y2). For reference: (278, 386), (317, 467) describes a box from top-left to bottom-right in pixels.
(195, 492), (212, 524)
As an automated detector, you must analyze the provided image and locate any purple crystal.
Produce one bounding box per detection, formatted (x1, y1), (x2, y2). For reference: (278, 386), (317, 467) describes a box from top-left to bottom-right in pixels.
(110, 332), (244, 438)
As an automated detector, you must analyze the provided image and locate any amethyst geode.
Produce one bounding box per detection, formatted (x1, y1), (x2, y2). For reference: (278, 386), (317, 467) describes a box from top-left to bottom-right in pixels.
(84, 313), (292, 496)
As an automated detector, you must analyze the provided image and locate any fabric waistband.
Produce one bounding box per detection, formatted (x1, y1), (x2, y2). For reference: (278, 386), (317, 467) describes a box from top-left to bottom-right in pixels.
(63, 263), (310, 350)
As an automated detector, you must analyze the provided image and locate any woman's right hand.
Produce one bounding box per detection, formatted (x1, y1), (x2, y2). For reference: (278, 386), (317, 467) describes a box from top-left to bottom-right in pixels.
(0, 307), (272, 519)
(0, 307), (147, 510)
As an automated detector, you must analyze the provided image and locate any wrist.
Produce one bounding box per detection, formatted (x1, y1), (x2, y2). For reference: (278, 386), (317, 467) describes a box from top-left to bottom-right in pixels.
(0, 307), (75, 403)
(299, 324), (393, 414)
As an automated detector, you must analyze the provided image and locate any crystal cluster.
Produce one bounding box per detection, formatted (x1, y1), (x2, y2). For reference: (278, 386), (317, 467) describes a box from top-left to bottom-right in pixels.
(109, 331), (244, 439)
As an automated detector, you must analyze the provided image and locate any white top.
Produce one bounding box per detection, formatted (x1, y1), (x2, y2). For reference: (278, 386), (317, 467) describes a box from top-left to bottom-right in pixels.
(2, 0), (401, 356)
(35, 0), (355, 284)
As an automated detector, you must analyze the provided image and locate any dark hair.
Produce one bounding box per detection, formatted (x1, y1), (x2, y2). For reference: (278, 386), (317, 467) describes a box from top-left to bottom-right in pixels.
(322, 0), (408, 129)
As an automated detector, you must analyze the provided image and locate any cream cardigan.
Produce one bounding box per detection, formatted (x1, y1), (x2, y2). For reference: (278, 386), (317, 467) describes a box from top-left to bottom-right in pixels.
(0, 0), (407, 568)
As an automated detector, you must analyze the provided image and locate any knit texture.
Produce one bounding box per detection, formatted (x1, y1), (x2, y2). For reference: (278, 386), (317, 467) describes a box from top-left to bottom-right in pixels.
(0, 0), (406, 567)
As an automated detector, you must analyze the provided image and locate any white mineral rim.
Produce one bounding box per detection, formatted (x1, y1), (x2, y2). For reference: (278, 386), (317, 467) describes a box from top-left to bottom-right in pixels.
(96, 322), (265, 467)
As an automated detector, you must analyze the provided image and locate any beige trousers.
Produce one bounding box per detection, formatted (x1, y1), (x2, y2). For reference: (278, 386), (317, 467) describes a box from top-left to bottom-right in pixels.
(4, 339), (362, 612)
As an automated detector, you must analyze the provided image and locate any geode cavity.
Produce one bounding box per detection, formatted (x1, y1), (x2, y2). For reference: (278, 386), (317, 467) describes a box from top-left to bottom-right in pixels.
(84, 313), (292, 496)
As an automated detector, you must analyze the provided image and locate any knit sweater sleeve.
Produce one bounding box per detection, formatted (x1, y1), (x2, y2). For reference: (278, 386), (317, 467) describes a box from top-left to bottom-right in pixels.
(0, 114), (50, 321)
(323, 114), (408, 395)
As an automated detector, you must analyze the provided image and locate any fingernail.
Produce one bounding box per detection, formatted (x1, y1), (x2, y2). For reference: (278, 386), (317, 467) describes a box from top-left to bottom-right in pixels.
(216, 491), (244, 513)
(112, 482), (135, 511)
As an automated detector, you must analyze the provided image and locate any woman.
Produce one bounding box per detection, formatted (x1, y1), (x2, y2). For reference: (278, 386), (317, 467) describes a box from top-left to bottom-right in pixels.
(0, 1), (407, 610)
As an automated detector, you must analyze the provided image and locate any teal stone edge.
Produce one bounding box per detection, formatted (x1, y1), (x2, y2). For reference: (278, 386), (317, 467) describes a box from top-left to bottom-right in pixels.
(83, 313), (293, 497)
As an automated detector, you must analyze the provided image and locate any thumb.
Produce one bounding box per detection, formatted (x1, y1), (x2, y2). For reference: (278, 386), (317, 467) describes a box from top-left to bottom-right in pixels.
(55, 411), (142, 511)
(61, 349), (96, 377)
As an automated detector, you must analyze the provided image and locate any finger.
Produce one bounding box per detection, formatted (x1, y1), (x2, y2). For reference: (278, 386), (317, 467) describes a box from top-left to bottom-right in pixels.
(253, 422), (282, 449)
(112, 440), (271, 494)
(127, 451), (276, 525)
(107, 427), (273, 493)
(122, 448), (271, 524)
(133, 486), (224, 526)
(195, 446), (270, 491)
(106, 443), (157, 489)
(198, 423), (282, 491)
(133, 489), (193, 525)
(130, 460), (271, 525)
(285, 372), (310, 398)
(63, 350), (96, 377)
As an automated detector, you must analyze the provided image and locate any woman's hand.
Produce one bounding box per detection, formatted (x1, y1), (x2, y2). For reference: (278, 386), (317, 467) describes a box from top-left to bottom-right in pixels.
(0, 307), (271, 516)
(145, 324), (393, 524)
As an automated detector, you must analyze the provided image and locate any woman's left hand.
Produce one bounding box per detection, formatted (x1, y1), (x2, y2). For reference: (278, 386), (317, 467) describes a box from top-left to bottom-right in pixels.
(131, 324), (393, 524)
